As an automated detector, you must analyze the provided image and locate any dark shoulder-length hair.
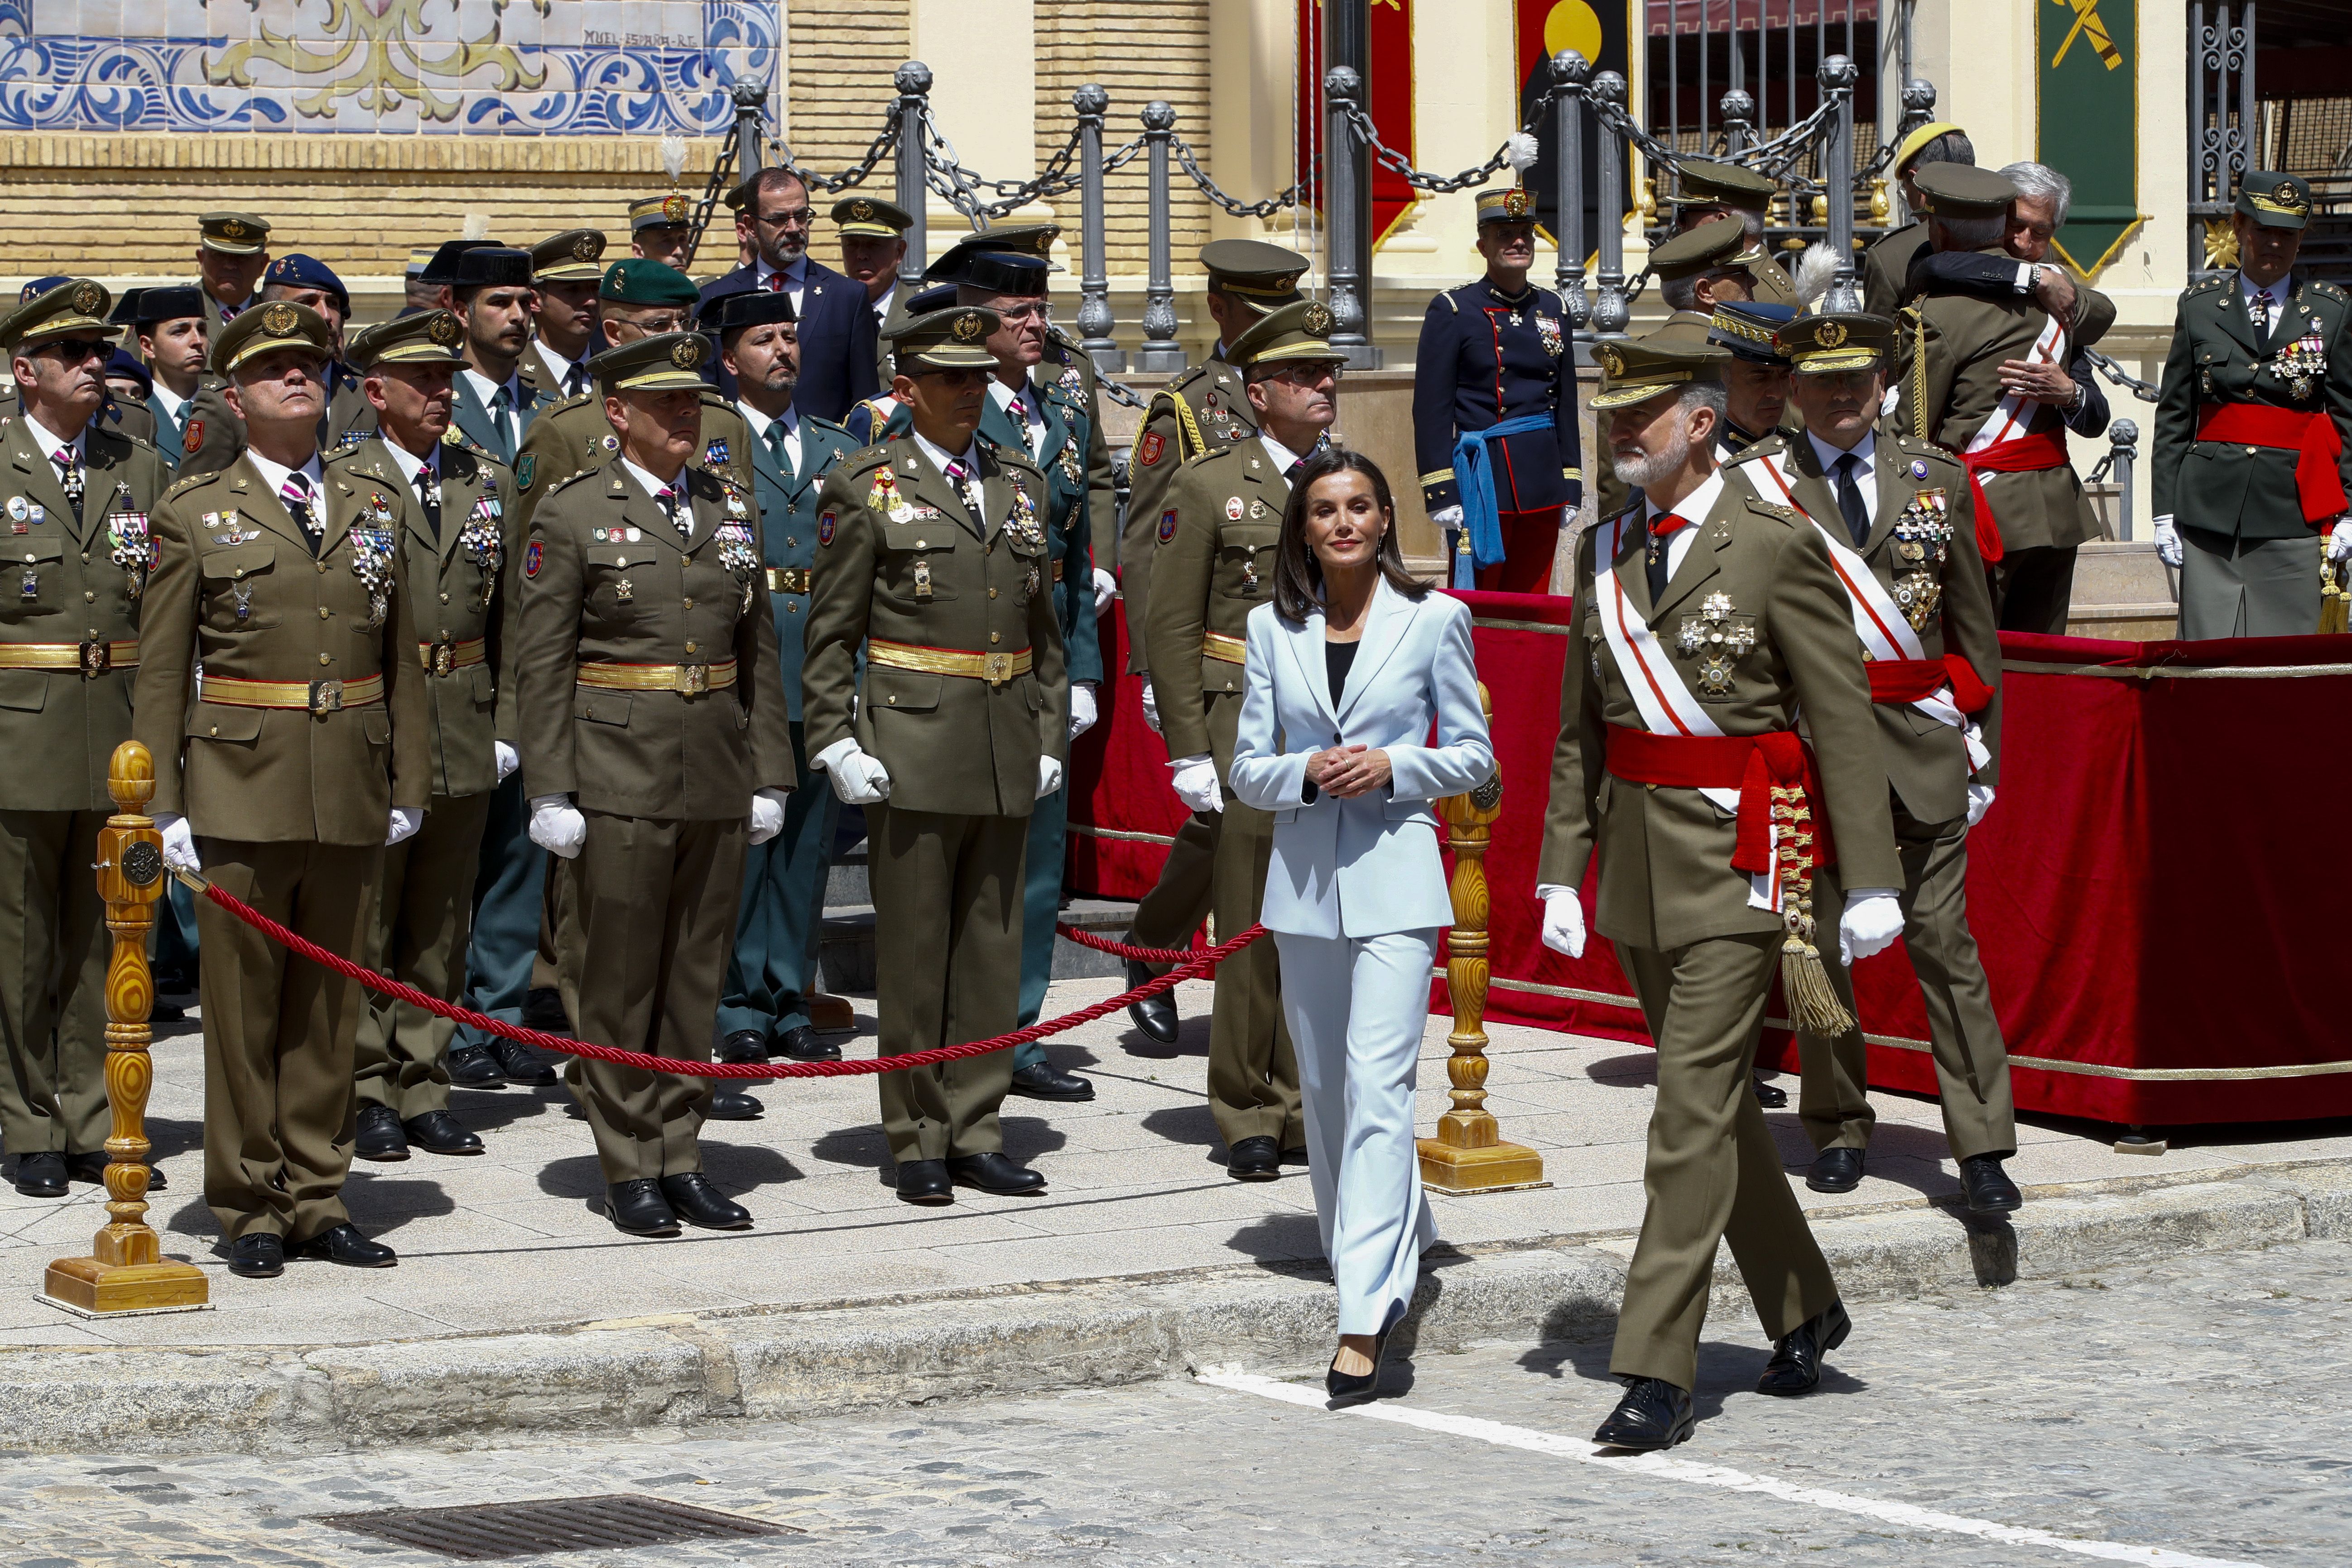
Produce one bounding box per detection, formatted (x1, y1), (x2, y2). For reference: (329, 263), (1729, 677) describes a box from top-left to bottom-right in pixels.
(1271, 447), (1433, 625)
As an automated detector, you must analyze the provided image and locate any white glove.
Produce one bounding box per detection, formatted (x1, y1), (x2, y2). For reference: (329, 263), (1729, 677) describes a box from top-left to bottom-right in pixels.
(1558, 502), (1578, 529)
(494, 740), (519, 783)
(1839, 888), (1904, 967)
(1170, 753), (1222, 814)
(2327, 522), (2352, 563)
(527, 793), (587, 859)
(2152, 514), (2182, 568)
(748, 786), (788, 845)
(1965, 783), (1995, 828)
(1140, 678), (1161, 735)
(1430, 504), (1464, 532)
(1068, 683), (1098, 741)
(386, 807), (423, 847)
(1537, 884), (1587, 959)
(815, 736), (891, 805)
(1038, 756), (1064, 799)
(1091, 567), (1117, 615)
(155, 813), (199, 874)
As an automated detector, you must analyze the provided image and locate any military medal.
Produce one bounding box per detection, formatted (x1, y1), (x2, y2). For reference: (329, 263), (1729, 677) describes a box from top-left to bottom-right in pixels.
(705, 438), (731, 469)
(5, 497), (24, 525)
(1677, 592), (1755, 694)
(349, 526), (396, 629)
(18, 572), (35, 601)
(1225, 496), (1244, 521)
(106, 499), (152, 598)
(912, 558), (933, 599)
(232, 581), (253, 620)
(615, 577), (634, 601)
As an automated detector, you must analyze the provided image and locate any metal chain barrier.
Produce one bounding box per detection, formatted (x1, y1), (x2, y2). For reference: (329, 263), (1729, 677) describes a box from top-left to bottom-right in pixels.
(1169, 133), (1303, 220)
(772, 115), (902, 196)
(2083, 347), (2161, 404)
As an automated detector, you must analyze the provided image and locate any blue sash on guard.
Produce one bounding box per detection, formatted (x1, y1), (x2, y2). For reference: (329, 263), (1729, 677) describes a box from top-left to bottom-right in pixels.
(1449, 413), (1554, 587)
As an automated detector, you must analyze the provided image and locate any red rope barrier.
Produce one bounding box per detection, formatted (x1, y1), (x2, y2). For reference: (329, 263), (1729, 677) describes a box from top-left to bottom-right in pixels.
(1052, 925), (1207, 965)
(183, 873), (1263, 1080)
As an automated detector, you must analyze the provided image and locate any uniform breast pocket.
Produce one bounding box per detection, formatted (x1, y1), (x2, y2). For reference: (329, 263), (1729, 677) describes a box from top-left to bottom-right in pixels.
(1216, 528), (1278, 600)
(878, 520), (958, 605)
(198, 544), (281, 632)
(584, 545), (648, 616)
(0, 538), (64, 620)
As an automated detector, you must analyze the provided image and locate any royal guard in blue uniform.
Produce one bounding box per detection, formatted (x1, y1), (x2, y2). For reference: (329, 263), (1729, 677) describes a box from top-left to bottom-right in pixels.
(1413, 186), (1583, 592)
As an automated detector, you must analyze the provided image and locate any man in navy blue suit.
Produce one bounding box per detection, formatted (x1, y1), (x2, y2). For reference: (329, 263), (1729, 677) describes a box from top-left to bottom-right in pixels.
(696, 168), (880, 423)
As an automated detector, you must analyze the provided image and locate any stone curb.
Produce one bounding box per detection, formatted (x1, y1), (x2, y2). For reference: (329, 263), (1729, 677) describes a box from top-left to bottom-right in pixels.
(5, 1161), (2345, 1454)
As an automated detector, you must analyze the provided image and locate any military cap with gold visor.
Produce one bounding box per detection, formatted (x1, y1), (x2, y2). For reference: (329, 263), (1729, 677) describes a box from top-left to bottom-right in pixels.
(831, 195), (914, 237)
(209, 298), (334, 376)
(1200, 238), (1309, 314)
(886, 305), (1004, 372)
(199, 211), (271, 256)
(0, 278), (112, 351)
(1587, 336), (1731, 411)
(629, 192), (695, 231)
(531, 228), (609, 283)
(346, 309), (467, 371)
(1473, 187), (1540, 226)
(587, 330), (712, 392)
(1774, 312), (1895, 376)
(2236, 170), (2313, 231)
(1226, 298), (1343, 370)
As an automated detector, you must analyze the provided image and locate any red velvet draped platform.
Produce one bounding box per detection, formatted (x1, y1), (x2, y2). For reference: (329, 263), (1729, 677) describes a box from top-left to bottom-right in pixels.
(1068, 595), (2352, 1128)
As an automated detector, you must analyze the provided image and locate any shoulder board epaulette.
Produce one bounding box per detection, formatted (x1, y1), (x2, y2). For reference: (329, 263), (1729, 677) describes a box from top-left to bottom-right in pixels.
(546, 390), (598, 415)
(698, 387), (734, 408)
(843, 441), (895, 471)
(1722, 442), (1775, 466)
(2309, 278), (2346, 302)
(2187, 276), (2227, 297)
(803, 413), (855, 442)
(1437, 288), (1462, 313)
(1167, 361), (1213, 394)
(544, 468), (601, 497)
(1189, 443), (1240, 469)
(163, 469), (216, 501)
(1743, 496), (1799, 523)
(993, 445), (1046, 475)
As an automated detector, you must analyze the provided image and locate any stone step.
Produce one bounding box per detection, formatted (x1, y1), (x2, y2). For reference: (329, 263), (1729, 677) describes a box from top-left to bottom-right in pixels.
(818, 896), (1141, 997)
(825, 837), (869, 909)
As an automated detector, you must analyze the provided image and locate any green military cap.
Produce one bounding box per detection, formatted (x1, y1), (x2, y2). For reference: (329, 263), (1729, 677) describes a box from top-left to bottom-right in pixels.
(599, 257), (699, 307)
(0, 278), (111, 351)
(2236, 171), (2313, 231)
(200, 212), (271, 256)
(1588, 336), (1730, 411)
(1890, 122), (1966, 178)
(1201, 238), (1309, 310)
(831, 195), (913, 237)
(1650, 217), (1751, 282)
(1671, 159), (1778, 214)
(629, 192), (696, 231)
(1472, 187), (1539, 226)
(210, 298), (332, 376)
(588, 330), (710, 392)
(1775, 311), (1895, 375)
(888, 304), (1003, 372)
(346, 309), (467, 371)
(532, 229), (608, 282)
(1910, 163), (2015, 219)
(1226, 298), (1342, 370)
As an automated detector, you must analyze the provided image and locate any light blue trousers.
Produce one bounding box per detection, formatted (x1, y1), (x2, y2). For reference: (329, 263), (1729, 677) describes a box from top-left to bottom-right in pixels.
(1273, 926), (1442, 1337)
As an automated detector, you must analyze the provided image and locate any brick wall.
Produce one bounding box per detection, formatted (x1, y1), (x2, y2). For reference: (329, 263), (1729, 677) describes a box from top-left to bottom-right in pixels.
(1034, 0), (1212, 268)
(782, 0), (913, 270)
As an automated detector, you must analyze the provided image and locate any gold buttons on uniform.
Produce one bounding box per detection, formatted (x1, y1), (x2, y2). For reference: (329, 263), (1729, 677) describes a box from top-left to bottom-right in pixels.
(209, 726), (219, 736)
(785, 537), (795, 547)
(84, 590), (95, 602)
(80, 552), (89, 563)
(439, 592), (450, 604)
(887, 694), (897, 705)
(684, 640), (697, 653)
(682, 597), (693, 609)
(316, 561), (328, 572)
(988, 587), (998, 599)
(318, 606), (330, 619)
(989, 632), (1000, 644)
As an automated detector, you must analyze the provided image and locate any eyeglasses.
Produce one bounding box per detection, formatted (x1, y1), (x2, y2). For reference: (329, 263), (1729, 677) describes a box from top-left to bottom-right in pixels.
(1264, 362), (1342, 389)
(994, 300), (1052, 323)
(758, 208), (818, 231)
(42, 338), (110, 364)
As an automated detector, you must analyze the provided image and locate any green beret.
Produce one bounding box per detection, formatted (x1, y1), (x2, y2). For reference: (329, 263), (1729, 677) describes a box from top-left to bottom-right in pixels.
(599, 258), (700, 307)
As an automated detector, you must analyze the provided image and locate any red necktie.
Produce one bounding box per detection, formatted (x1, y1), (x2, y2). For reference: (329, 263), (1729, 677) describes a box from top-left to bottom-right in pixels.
(1646, 511), (1692, 601)
(765, 272), (787, 293)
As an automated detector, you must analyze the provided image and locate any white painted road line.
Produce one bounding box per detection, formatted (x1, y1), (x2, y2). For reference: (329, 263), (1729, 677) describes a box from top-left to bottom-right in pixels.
(1195, 1371), (2265, 1568)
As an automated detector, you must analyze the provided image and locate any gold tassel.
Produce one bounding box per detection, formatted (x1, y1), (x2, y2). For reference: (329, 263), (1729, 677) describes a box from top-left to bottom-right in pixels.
(2321, 545), (2349, 635)
(1773, 786), (1856, 1039)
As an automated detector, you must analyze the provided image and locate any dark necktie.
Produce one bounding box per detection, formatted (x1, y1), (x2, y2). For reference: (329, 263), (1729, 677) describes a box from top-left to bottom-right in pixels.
(656, 484), (689, 539)
(488, 383), (516, 465)
(281, 472), (321, 553)
(1833, 452), (1871, 548)
(563, 364), (587, 399)
(413, 464), (441, 539)
(1007, 395), (1034, 456)
(2249, 288), (2273, 341)
(765, 419), (793, 481)
(1645, 511), (1692, 604)
(943, 457), (983, 528)
(52, 446), (82, 524)
(1284, 457), (1306, 485)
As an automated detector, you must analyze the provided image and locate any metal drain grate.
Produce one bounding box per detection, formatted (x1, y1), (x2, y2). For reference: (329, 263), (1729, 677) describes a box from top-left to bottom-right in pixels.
(317, 1492), (799, 1560)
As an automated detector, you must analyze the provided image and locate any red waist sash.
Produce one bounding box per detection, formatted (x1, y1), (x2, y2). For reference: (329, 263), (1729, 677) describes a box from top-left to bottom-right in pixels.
(2193, 403), (2350, 526)
(1958, 428), (2072, 566)
(1603, 724), (1835, 872)
(1866, 653), (1995, 713)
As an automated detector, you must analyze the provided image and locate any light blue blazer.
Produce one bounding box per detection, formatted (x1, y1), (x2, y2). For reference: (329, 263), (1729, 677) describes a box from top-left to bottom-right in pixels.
(1228, 577), (1494, 939)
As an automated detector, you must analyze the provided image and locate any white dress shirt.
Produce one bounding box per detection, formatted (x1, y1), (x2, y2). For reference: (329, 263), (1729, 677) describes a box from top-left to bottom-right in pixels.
(1643, 467), (1725, 580)
(460, 367), (524, 454)
(244, 447), (326, 516)
(1805, 428), (1879, 534)
(2240, 270), (2290, 333)
(755, 256), (808, 315)
(379, 433), (440, 490)
(150, 381), (192, 433)
(532, 339), (588, 399)
(909, 428), (986, 524)
(739, 400), (803, 478)
(1257, 430), (1308, 477)
(20, 412), (83, 474)
(987, 376), (1049, 462)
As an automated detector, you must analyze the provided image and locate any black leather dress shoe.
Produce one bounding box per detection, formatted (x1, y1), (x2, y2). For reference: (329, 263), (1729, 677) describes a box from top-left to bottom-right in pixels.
(1324, 1325), (1395, 1406)
(10, 1152), (66, 1198)
(659, 1172), (752, 1231)
(946, 1151), (1046, 1195)
(1280, 1147), (1309, 1166)
(523, 986), (571, 1032)
(1757, 1299), (1851, 1395)
(606, 1178), (680, 1236)
(896, 1160), (953, 1205)
(403, 1110), (483, 1156)
(1226, 1135), (1280, 1182)
(1960, 1154), (2023, 1214)
(491, 1039), (558, 1087)
(229, 1233), (284, 1279)
(774, 1024), (842, 1063)
(446, 1044), (509, 1090)
(1806, 1146), (1865, 1193)
(717, 1029), (771, 1065)
(1008, 1061), (1095, 1101)
(1752, 1074), (1788, 1107)
(706, 1087), (765, 1120)
(1593, 1376), (1695, 1449)
(1125, 956), (1179, 1044)
(355, 1104), (410, 1162)
(291, 1223), (398, 1268)
(150, 999), (186, 1024)
(66, 1152), (165, 1191)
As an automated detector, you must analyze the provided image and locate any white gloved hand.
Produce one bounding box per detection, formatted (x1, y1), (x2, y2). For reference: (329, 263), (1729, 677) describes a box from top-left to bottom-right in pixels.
(814, 736), (891, 805)
(748, 786), (788, 845)
(385, 807), (423, 848)
(527, 794), (587, 859)
(1068, 683), (1098, 741)
(1091, 567), (1117, 615)
(1558, 502), (1578, 529)
(493, 740), (519, 783)
(1430, 504), (1465, 532)
(2152, 514), (2182, 568)
(1839, 888), (1905, 967)
(1140, 678), (1161, 735)
(2327, 522), (2352, 563)
(1038, 755), (1064, 799)
(1170, 753), (1223, 814)
(155, 813), (199, 874)
(1879, 384), (1903, 418)
(1537, 884), (1587, 959)
(1965, 783), (1996, 828)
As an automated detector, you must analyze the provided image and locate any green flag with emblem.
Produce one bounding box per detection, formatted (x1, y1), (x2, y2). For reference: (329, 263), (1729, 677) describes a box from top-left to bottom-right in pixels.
(2036, 0), (2142, 275)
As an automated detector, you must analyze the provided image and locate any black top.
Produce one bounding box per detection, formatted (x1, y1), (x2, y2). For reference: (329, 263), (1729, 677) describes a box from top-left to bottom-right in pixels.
(1325, 638), (1358, 707)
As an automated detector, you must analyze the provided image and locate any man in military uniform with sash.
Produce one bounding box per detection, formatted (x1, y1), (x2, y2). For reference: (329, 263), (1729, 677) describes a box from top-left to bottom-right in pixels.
(1148, 301), (1342, 1180)
(1537, 336), (1905, 1448)
(2154, 171), (2352, 638)
(0, 280), (173, 1198)
(804, 303), (1067, 1205)
(1413, 186), (1583, 592)
(1665, 159), (1797, 307)
(135, 300), (431, 1279)
(1861, 124), (1973, 320)
(527, 229), (611, 403)
(1723, 313), (2020, 1216)
(342, 310), (525, 1164)
(517, 331), (795, 1238)
(628, 192), (697, 274)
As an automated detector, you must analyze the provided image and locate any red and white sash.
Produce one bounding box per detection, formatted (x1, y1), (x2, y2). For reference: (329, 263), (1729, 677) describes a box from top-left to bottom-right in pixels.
(1966, 312), (2068, 454)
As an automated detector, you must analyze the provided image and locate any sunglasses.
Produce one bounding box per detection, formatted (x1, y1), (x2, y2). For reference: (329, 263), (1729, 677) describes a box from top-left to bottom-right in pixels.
(41, 338), (111, 364)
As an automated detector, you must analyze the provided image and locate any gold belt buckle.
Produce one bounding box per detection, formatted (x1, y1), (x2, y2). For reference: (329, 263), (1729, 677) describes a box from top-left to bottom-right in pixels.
(429, 641), (456, 677)
(78, 640), (110, 678)
(983, 652), (1012, 686)
(676, 664), (710, 696)
(309, 678), (344, 715)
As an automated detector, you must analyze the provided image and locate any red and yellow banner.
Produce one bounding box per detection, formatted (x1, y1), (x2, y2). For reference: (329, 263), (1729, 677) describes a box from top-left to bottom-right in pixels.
(1294, 0), (1418, 247)
(1512, 1), (1636, 243)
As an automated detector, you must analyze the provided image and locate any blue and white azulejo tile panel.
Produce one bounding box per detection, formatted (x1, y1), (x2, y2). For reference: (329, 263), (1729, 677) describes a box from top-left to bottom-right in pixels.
(0, 0), (779, 135)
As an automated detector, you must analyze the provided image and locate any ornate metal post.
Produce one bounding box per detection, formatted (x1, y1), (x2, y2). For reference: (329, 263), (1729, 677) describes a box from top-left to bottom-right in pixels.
(1073, 83), (1124, 373)
(1720, 87), (1754, 159)
(1820, 55), (1861, 314)
(732, 80), (767, 187)
(1133, 100), (1185, 375)
(893, 61), (933, 295)
(2109, 418), (2140, 542)
(1551, 51), (1590, 331)
(1590, 71), (1631, 338)
(1894, 79), (1936, 223)
(1323, 65), (1380, 369)
(43, 742), (207, 1315)
(1419, 687), (1547, 1195)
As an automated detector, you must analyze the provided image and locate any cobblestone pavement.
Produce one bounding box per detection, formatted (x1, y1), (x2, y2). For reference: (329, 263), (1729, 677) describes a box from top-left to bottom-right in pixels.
(4, 1237), (2344, 1567)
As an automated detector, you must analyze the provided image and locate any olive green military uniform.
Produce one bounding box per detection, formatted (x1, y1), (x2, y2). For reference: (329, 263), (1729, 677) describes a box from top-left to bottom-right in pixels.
(517, 432), (794, 1183)
(178, 372), (376, 481)
(803, 432), (1067, 1168)
(134, 431), (430, 1243)
(1861, 220), (1929, 321)
(511, 387), (751, 533)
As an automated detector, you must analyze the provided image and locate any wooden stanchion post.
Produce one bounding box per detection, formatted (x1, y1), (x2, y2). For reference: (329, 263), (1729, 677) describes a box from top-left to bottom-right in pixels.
(1419, 684), (1549, 1194)
(44, 741), (209, 1314)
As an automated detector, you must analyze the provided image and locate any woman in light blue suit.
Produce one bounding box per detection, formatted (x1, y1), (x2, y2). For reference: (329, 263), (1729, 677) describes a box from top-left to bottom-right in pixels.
(1228, 449), (1493, 1404)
